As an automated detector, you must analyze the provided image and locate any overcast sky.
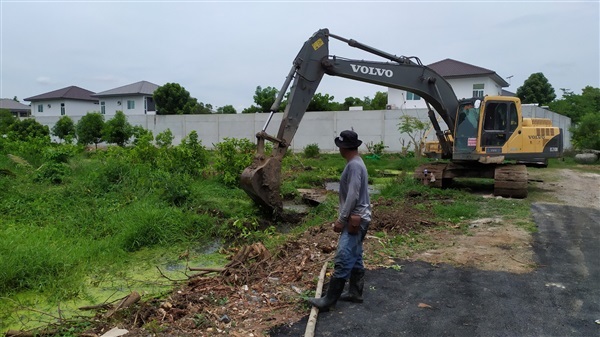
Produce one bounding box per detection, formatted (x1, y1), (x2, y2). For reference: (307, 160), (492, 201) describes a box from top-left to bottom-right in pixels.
(1, 0), (598, 112)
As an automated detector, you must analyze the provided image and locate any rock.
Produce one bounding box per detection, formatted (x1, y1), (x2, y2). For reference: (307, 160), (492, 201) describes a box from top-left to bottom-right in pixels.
(219, 314), (231, 323)
(574, 153), (598, 164)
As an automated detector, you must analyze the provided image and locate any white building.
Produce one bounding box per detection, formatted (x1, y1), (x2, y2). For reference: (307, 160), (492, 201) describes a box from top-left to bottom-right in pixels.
(92, 81), (159, 116)
(0, 98), (32, 118)
(25, 86), (99, 117)
(388, 58), (511, 110)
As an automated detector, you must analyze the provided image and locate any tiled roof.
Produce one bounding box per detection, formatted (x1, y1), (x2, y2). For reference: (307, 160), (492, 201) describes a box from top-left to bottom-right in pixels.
(24, 86), (97, 102)
(93, 81), (159, 97)
(502, 89), (516, 97)
(428, 59), (509, 87)
(0, 98), (31, 111)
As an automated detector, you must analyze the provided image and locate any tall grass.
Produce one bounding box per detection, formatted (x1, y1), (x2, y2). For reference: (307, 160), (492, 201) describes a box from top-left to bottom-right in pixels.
(0, 138), (262, 303)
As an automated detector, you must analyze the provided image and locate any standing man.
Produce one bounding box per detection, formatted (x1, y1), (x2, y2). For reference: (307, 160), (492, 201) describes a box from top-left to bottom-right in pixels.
(308, 130), (372, 311)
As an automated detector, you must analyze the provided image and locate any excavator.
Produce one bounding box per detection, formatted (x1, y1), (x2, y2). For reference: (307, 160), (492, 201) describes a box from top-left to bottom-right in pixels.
(240, 28), (563, 212)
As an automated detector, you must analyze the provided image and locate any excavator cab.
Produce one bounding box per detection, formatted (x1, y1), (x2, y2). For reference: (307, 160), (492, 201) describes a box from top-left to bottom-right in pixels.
(454, 99), (481, 154)
(480, 100), (520, 148)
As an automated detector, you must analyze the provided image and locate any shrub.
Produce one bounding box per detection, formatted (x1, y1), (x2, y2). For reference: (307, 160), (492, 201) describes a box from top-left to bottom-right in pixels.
(156, 129), (174, 148)
(35, 162), (71, 184)
(103, 111), (133, 147)
(212, 138), (256, 186)
(303, 143), (320, 158)
(173, 131), (209, 176)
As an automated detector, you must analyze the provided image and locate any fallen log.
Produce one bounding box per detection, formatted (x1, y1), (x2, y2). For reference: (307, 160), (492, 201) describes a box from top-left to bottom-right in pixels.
(78, 303), (113, 311)
(305, 261), (328, 337)
(188, 267), (225, 272)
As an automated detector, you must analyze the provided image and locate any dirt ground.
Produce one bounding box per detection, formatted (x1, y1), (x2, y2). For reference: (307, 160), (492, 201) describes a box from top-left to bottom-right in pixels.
(24, 167), (598, 337)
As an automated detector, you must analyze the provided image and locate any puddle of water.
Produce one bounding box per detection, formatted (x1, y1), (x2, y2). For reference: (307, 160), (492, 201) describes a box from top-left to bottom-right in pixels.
(283, 201), (310, 213)
(2, 243), (227, 332)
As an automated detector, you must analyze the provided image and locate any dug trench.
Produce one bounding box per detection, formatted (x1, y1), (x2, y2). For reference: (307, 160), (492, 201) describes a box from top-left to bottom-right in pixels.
(9, 168), (598, 337)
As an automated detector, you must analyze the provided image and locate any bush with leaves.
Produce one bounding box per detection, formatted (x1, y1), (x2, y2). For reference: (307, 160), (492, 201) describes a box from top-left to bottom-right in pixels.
(571, 112), (600, 150)
(76, 112), (104, 148)
(212, 138), (256, 186)
(8, 118), (50, 142)
(0, 109), (16, 135)
(155, 129), (174, 148)
(103, 111), (133, 147)
(131, 125), (154, 146)
(52, 116), (76, 143)
(171, 131), (209, 176)
(303, 143), (320, 158)
(397, 115), (430, 158)
(35, 162), (71, 184)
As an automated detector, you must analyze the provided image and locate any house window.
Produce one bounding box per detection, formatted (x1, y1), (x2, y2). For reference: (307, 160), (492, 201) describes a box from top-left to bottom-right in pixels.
(100, 102), (105, 115)
(406, 92), (421, 100)
(60, 103), (65, 116)
(37, 104), (43, 113)
(473, 84), (484, 97)
(127, 100), (135, 109)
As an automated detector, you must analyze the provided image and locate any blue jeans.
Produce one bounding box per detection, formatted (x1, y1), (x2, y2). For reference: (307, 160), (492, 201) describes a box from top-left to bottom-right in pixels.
(332, 222), (369, 279)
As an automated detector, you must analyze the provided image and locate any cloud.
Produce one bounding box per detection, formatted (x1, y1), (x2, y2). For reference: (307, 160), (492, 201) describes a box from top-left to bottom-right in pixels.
(35, 77), (53, 85)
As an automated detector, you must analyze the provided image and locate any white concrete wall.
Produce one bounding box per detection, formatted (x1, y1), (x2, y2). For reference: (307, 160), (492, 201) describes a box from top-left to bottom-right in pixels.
(33, 106), (572, 152)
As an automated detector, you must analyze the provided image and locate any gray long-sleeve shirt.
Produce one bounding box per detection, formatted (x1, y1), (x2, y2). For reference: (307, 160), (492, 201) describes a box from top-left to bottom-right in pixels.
(338, 156), (371, 224)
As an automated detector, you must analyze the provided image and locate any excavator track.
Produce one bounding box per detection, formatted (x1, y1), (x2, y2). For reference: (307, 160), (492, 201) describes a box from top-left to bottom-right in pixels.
(493, 164), (528, 198)
(414, 162), (449, 188)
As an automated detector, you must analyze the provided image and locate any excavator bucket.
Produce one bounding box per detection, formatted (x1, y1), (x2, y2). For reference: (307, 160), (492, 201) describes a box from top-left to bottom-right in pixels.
(240, 156), (283, 213)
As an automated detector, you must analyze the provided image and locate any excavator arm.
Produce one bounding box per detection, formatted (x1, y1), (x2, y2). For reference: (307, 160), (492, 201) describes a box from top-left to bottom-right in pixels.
(240, 28), (459, 212)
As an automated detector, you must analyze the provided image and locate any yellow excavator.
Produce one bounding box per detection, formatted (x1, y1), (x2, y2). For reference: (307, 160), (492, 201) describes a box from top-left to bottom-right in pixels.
(241, 28), (563, 212)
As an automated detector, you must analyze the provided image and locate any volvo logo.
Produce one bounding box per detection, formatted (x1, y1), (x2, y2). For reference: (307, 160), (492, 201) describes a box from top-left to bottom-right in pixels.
(350, 64), (393, 77)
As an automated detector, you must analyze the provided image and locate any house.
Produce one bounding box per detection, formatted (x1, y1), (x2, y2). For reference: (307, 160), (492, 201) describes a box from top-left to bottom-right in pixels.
(92, 81), (159, 116)
(24, 86), (98, 117)
(387, 59), (510, 109)
(0, 98), (31, 118)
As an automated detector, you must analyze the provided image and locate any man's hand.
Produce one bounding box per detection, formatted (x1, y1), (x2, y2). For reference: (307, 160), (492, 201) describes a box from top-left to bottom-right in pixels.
(333, 219), (344, 233)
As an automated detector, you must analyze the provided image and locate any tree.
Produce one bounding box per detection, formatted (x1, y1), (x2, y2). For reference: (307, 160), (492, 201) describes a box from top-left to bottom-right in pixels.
(52, 115), (76, 143)
(341, 97), (362, 110)
(0, 109), (16, 134)
(549, 86), (600, 124)
(216, 105), (237, 114)
(307, 93), (337, 111)
(549, 86), (600, 150)
(241, 105), (263, 114)
(570, 112), (600, 150)
(77, 112), (105, 149)
(397, 114), (431, 157)
(371, 91), (388, 110)
(253, 86), (279, 112)
(103, 111), (133, 146)
(516, 72), (556, 106)
(8, 118), (50, 142)
(154, 83), (208, 115)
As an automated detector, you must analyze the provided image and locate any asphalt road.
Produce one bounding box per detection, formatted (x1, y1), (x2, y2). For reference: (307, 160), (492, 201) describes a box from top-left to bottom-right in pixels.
(270, 203), (600, 337)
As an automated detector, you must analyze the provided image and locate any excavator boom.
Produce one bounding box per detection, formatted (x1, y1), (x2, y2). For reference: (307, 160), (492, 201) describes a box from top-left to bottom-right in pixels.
(241, 28), (460, 212)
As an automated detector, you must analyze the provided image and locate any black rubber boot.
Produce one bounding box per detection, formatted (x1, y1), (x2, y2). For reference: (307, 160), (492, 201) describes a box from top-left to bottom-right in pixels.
(308, 277), (346, 312)
(340, 268), (365, 303)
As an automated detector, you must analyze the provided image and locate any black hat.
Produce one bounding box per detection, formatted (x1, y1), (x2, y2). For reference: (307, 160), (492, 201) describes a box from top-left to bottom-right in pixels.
(335, 130), (363, 149)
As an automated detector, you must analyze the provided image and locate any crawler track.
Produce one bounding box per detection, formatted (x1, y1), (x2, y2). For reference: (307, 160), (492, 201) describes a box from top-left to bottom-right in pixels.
(415, 162), (528, 198)
(493, 164), (528, 198)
